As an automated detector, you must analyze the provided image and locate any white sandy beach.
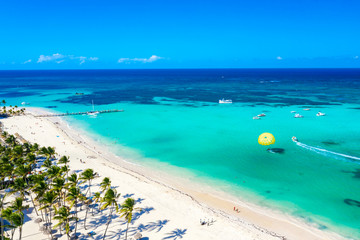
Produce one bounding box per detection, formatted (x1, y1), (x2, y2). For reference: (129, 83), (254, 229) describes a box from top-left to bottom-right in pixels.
(1, 108), (346, 240)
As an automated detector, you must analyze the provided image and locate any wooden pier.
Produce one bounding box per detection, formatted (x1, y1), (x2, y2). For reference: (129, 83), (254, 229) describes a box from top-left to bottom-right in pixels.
(35, 109), (124, 118)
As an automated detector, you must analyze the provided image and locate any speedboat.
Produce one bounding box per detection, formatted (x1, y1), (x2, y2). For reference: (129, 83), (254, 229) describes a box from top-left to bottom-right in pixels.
(21, 102), (30, 105)
(316, 112), (326, 116)
(294, 113), (303, 118)
(303, 108), (311, 111)
(253, 116), (260, 120)
(290, 111), (296, 113)
(292, 136), (298, 142)
(257, 113), (266, 117)
(219, 99), (232, 104)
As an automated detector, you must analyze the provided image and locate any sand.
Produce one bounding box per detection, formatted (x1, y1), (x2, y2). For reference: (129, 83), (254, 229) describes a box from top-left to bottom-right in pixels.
(0, 108), (346, 240)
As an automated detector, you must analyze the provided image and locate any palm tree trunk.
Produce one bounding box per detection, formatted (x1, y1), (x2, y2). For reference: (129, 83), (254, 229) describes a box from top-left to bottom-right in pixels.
(39, 203), (45, 222)
(11, 228), (15, 240)
(1, 194), (5, 240)
(83, 204), (89, 230)
(19, 225), (22, 240)
(49, 208), (53, 240)
(44, 208), (49, 225)
(125, 221), (130, 240)
(103, 205), (114, 240)
(1, 217), (4, 240)
(1, 208), (4, 240)
(29, 193), (39, 216)
(74, 200), (78, 239)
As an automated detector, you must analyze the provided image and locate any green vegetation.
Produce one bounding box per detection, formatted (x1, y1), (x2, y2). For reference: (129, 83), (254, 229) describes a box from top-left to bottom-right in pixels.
(0, 131), (142, 239)
(0, 100), (25, 117)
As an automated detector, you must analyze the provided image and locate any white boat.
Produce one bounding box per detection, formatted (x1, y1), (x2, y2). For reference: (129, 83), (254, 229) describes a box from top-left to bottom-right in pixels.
(87, 111), (99, 116)
(257, 113), (266, 117)
(303, 108), (311, 111)
(290, 111), (296, 113)
(316, 112), (326, 116)
(253, 116), (260, 120)
(294, 113), (303, 118)
(219, 99), (232, 104)
(88, 100), (99, 116)
(21, 102), (30, 105)
(292, 136), (298, 142)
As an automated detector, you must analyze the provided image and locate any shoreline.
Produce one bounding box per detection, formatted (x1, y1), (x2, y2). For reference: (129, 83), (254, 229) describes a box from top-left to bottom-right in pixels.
(2, 107), (348, 240)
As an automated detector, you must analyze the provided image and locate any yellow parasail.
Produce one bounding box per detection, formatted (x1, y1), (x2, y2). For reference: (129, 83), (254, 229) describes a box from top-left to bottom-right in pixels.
(258, 133), (275, 146)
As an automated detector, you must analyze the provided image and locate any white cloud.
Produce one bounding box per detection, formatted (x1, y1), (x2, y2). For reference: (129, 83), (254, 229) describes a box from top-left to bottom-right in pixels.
(37, 53), (98, 64)
(77, 56), (87, 65)
(118, 55), (163, 63)
(118, 58), (130, 63)
(38, 53), (65, 63)
(276, 56), (283, 60)
(23, 59), (32, 64)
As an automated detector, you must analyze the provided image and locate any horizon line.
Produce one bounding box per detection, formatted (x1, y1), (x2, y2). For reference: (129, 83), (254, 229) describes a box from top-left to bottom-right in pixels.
(1, 67), (360, 71)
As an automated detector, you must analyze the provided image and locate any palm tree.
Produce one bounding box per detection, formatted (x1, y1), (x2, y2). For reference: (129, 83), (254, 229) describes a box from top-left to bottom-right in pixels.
(53, 206), (76, 240)
(47, 165), (61, 181)
(26, 175), (41, 217)
(66, 173), (79, 188)
(0, 193), (9, 240)
(10, 178), (27, 199)
(59, 156), (70, 178)
(92, 192), (101, 215)
(42, 158), (52, 169)
(101, 188), (120, 240)
(12, 145), (23, 158)
(47, 147), (55, 160)
(33, 180), (48, 221)
(39, 191), (57, 239)
(40, 147), (55, 160)
(100, 177), (111, 192)
(52, 177), (65, 207)
(80, 168), (96, 197)
(1, 208), (21, 240)
(10, 197), (29, 240)
(5, 135), (17, 147)
(119, 198), (142, 240)
(58, 156), (70, 165)
(30, 143), (39, 153)
(80, 168), (96, 230)
(66, 187), (85, 239)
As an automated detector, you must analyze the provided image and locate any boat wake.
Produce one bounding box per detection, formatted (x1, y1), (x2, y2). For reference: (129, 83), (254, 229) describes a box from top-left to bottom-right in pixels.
(295, 141), (360, 163)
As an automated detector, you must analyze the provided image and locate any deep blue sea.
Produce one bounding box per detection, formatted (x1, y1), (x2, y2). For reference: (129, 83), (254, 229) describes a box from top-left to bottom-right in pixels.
(1, 69), (360, 238)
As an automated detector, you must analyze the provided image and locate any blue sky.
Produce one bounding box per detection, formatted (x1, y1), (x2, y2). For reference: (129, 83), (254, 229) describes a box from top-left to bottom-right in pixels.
(0, 0), (359, 69)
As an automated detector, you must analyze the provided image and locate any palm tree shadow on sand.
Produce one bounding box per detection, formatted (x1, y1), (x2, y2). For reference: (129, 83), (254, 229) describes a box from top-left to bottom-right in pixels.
(128, 219), (169, 234)
(162, 228), (187, 240)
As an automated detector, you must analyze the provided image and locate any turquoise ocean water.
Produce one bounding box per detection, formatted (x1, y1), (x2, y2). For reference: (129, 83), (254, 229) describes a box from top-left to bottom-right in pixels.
(1, 69), (360, 238)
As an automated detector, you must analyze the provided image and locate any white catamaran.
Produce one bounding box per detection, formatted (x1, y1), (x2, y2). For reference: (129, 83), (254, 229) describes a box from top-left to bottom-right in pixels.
(219, 98), (232, 104)
(88, 100), (99, 116)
